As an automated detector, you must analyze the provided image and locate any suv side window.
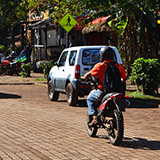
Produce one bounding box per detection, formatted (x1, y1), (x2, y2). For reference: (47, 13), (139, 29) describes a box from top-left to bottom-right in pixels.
(59, 51), (68, 66)
(69, 50), (77, 66)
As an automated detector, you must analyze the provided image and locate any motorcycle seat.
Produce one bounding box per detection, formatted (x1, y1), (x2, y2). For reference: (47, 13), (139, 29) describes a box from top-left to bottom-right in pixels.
(101, 93), (114, 103)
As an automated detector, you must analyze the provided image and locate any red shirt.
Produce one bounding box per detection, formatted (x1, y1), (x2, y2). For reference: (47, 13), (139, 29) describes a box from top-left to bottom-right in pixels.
(90, 60), (127, 90)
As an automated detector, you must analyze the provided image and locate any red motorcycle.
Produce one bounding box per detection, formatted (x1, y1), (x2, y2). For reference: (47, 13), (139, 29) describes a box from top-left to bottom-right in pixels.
(86, 78), (130, 146)
(0, 54), (22, 75)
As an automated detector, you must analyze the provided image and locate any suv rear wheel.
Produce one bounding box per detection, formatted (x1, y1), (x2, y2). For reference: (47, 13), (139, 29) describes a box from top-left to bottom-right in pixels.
(48, 80), (59, 101)
(66, 83), (78, 106)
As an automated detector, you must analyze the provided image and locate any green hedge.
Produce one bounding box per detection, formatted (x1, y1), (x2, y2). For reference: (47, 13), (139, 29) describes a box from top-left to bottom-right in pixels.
(21, 63), (32, 77)
(130, 58), (160, 95)
(39, 60), (54, 78)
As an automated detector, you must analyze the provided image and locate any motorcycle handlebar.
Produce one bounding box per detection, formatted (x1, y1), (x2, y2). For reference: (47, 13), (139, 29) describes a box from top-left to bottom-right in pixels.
(80, 76), (94, 83)
(80, 76), (98, 89)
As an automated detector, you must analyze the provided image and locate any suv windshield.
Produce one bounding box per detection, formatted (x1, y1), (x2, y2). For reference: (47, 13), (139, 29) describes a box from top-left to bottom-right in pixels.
(82, 49), (100, 65)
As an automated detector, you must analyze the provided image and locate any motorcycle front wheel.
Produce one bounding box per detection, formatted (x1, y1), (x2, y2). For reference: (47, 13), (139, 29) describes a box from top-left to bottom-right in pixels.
(86, 114), (98, 137)
(108, 110), (124, 146)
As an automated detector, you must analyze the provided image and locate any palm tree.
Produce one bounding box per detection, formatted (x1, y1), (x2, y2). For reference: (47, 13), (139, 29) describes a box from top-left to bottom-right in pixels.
(84, 0), (160, 67)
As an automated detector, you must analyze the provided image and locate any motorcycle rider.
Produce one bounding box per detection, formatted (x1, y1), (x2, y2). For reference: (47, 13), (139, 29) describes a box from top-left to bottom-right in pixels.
(20, 45), (31, 64)
(84, 46), (127, 126)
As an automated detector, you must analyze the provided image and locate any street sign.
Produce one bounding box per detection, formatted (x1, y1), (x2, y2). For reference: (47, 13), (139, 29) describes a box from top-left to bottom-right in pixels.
(59, 13), (78, 33)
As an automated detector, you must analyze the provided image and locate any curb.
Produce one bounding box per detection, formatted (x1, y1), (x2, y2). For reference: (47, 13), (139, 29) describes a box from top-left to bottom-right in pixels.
(0, 82), (47, 86)
(0, 83), (35, 85)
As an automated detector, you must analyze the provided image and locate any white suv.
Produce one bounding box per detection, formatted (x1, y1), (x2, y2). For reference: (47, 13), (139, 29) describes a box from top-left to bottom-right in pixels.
(48, 46), (122, 106)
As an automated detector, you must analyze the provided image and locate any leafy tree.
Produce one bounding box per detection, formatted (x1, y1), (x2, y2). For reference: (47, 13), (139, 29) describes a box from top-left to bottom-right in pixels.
(0, 0), (28, 28)
(0, 0), (29, 51)
(77, 0), (160, 71)
(27, 0), (85, 20)
(27, 0), (111, 19)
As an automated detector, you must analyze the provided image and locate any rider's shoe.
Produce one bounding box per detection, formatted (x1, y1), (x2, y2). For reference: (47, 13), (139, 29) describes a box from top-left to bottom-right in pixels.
(89, 115), (98, 127)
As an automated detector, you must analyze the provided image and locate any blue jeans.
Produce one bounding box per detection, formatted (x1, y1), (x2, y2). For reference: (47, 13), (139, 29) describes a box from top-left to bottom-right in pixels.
(87, 89), (105, 116)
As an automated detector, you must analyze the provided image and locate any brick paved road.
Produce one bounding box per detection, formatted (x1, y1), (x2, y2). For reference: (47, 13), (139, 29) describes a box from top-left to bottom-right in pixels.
(0, 84), (160, 160)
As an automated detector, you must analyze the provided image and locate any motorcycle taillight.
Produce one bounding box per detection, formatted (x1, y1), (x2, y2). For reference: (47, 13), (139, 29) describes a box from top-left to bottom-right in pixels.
(116, 95), (124, 99)
(125, 95), (129, 99)
(116, 95), (124, 102)
(75, 65), (80, 79)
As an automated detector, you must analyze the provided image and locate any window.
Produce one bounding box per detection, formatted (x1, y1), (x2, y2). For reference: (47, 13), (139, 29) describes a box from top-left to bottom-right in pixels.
(59, 51), (68, 66)
(82, 49), (100, 65)
(69, 50), (77, 66)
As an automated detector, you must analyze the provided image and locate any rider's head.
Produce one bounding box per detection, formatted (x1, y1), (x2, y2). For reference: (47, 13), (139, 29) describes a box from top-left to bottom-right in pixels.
(100, 46), (115, 62)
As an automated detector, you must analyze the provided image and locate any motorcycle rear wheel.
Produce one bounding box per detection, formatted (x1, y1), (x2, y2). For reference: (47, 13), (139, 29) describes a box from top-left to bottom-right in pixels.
(108, 110), (124, 146)
(86, 114), (98, 137)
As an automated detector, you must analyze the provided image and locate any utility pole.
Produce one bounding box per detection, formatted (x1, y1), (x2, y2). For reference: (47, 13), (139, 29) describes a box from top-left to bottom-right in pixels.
(11, 23), (15, 54)
(44, 28), (48, 60)
(20, 24), (24, 50)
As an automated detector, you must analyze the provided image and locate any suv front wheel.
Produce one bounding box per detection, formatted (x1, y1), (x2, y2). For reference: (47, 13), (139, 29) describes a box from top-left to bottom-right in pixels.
(66, 83), (78, 106)
(48, 80), (59, 101)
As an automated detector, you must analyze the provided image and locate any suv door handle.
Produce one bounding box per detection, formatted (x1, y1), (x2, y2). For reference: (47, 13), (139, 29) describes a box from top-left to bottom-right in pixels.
(62, 69), (65, 71)
(84, 68), (89, 71)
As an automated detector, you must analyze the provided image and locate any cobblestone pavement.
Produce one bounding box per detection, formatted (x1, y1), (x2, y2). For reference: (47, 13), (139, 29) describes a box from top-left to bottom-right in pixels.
(0, 74), (160, 160)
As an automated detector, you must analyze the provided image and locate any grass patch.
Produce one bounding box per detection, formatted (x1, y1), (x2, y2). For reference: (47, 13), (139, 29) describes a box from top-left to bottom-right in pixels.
(35, 78), (47, 81)
(126, 91), (160, 100)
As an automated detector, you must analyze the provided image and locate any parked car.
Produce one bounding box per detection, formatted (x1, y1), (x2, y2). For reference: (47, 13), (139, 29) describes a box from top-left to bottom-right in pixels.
(47, 45), (123, 106)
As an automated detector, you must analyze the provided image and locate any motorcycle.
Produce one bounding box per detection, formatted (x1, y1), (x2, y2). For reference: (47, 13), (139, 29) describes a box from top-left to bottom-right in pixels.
(0, 53), (22, 76)
(85, 77), (130, 146)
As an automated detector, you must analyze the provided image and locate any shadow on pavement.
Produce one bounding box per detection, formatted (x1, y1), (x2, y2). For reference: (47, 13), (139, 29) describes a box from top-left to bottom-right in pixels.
(89, 135), (160, 150)
(0, 92), (21, 99)
(77, 99), (87, 107)
(122, 137), (160, 150)
(56, 99), (87, 107)
(58, 100), (67, 102)
(95, 135), (109, 140)
(128, 98), (160, 108)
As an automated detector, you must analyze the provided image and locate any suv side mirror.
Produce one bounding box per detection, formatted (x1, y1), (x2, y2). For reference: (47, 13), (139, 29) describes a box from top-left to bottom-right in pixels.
(56, 61), (60, 67)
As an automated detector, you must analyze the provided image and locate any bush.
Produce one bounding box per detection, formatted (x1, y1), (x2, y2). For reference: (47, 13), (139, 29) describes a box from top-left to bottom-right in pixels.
(130, 58), (160, 95)
(39, 60), (54, 78)
(21, 63), (32, 77)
